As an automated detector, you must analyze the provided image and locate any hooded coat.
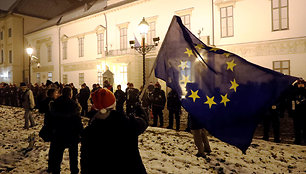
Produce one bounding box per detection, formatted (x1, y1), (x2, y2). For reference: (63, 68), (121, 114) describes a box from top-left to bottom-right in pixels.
(80, 107), (148, 174)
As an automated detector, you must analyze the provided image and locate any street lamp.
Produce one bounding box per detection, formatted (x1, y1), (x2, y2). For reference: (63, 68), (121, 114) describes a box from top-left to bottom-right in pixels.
(26, 47), (33, 84)
(129, 17), (160, 87)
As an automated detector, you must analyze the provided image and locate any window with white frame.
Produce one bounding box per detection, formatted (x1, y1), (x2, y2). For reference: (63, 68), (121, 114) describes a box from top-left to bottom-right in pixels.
(47, 44), (52, 62)
(147, 22), (156, 45)
(9, 50), (12, 63)
(8, 71), (11, 80)
(36, 73), (41, 84)
(98, 71), (103, 85)
(78, 37), (84, 57)
(220, 6), (234, 38)
(120, 27), (127, 50)
(119, 65), (128, 87)
(63, 74), (68, 84)
(273, 60), (290, 75)
(180, 14), (191, 30)
(48, 72), (53, 81)
(272, 0), (288, 31)
(62, 41), (67, 60)
(79, 73), (84, 86)
(97, 33), (104, 54)
(1, 49), (3, 64)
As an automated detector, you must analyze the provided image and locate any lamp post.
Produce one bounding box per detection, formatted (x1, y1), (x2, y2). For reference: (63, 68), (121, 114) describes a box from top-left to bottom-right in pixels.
(26, 47), (33, 84)
(130, 17), (160, 87)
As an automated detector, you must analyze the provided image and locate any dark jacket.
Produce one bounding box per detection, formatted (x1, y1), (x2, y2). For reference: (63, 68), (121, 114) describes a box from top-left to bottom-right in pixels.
(80, 107), (148, 174)
(126, 88), (140, 106)
(50, 96), (83, 145)
(114, 89), (126, 106)
(152, 88), (166, 109)
(167, 90), (181, 111)
(78, 87), (90, 105)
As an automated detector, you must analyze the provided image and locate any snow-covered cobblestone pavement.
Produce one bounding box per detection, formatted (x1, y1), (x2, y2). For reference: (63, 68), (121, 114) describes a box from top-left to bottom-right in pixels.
(0, 105), (305, 173)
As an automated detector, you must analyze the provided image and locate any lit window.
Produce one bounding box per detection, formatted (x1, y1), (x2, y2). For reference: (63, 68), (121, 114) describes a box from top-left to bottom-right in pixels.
(63, 74), (68, 84)
(36, 73), (41, 84)
(79, 37), (84, 57)
(97, 33), (104, 54)
(273, 60), (290, 75)
(120, 28), (127, 50)
(220, 6), (234, 38)
(62, 41), (67, 60)
(147, 22), (156, 45)
(180, 14), (190, 30)
(79, 73), (84, 86)
(272, 0), (288, 31)
(119, 65), (128, 89)
(48, 72), (53, 81)
(8, 71), (12, 79)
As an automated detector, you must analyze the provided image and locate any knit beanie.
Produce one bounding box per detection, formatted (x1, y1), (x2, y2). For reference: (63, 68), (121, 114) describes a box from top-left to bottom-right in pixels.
(91, 88), (116, 111)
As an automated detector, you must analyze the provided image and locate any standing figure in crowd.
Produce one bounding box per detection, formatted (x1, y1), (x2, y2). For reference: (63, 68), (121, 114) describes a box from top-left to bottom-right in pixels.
(289, 79), (306, 144)
(39, 88), (59, 173)
(151, 82), (166, 127)
(20, 82), (36, 129)
(70, 83), (78, 101)
(103, 80), (113, 92)
(167, 89), (181, 131)
(114, 84), (126, 114)
(140, 83), (154, 120)
(262, 103), (282, 143)
(49, 86), (83, 174)
(81, 88), (148, 174)
(78, 83), (91, 117)
(126, 83), (139, 116)
(189, 113), (211, 157)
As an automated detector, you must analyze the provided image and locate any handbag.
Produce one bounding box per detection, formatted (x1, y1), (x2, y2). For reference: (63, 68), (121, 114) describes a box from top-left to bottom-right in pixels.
(39, 125), (52, 142)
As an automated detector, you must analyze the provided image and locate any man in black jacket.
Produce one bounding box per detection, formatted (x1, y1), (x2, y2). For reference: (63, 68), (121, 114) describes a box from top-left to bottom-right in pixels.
(78, 83), (90, 116)
(114, 85), (126, 114)
(167, 89), (181, 130)
(151, 82), (166, 127)
(81, 88), (148, 174)
(126, 83), (139, 116)
(49, 86), (83, 174)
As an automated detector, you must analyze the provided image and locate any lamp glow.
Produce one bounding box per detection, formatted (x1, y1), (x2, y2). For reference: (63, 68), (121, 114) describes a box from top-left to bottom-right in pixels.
(138, 17), (149, 35)
(26, 47), (33, 55)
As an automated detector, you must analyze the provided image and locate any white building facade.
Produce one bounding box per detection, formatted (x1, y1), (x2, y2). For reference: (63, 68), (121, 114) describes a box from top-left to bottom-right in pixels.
(25, 0), (306, 90)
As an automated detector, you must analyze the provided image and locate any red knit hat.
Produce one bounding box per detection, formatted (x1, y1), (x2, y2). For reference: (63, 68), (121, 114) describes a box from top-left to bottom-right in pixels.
(91, 88), (116, 110)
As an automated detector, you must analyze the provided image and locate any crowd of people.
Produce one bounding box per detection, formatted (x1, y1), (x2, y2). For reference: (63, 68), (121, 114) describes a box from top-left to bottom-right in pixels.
(0, 78), (305, 173)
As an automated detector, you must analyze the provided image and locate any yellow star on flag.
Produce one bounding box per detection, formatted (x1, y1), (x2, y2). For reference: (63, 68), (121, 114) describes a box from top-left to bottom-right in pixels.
(184, 48), (194, 57)
(209, 47), (219, 52)
(226, 59), (237, 72)
(178, 60), (189, 70)
(220, 94), (230, 107)
(195, 44), (204, 50)
(180, 74), (190, 86)
(223, 52), (231, 58)
(188, 90), (200, 102)
(230, 79), (239, 92)
(204, 96), (217, 109)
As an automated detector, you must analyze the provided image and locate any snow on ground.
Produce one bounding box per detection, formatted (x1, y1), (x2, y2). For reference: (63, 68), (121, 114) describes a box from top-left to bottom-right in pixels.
(0, 105), (305, 174)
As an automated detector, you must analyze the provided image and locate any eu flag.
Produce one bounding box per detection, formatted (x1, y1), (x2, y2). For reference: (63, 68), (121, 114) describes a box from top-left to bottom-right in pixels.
(155, 16), (298, 153)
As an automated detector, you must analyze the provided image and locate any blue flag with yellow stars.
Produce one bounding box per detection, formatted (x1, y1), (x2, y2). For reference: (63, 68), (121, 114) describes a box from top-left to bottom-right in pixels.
(155, 16), (298, 153)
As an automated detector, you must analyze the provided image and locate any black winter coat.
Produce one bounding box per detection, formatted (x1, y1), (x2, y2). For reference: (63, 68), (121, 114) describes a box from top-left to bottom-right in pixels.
(80, 108), (148, 174)
(78, 87), (90, 105)
(50, 96), (83, 145)
(152, 88), (166, 109)
(167, 90), (181, 112)
(114, 89), (126, 106)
